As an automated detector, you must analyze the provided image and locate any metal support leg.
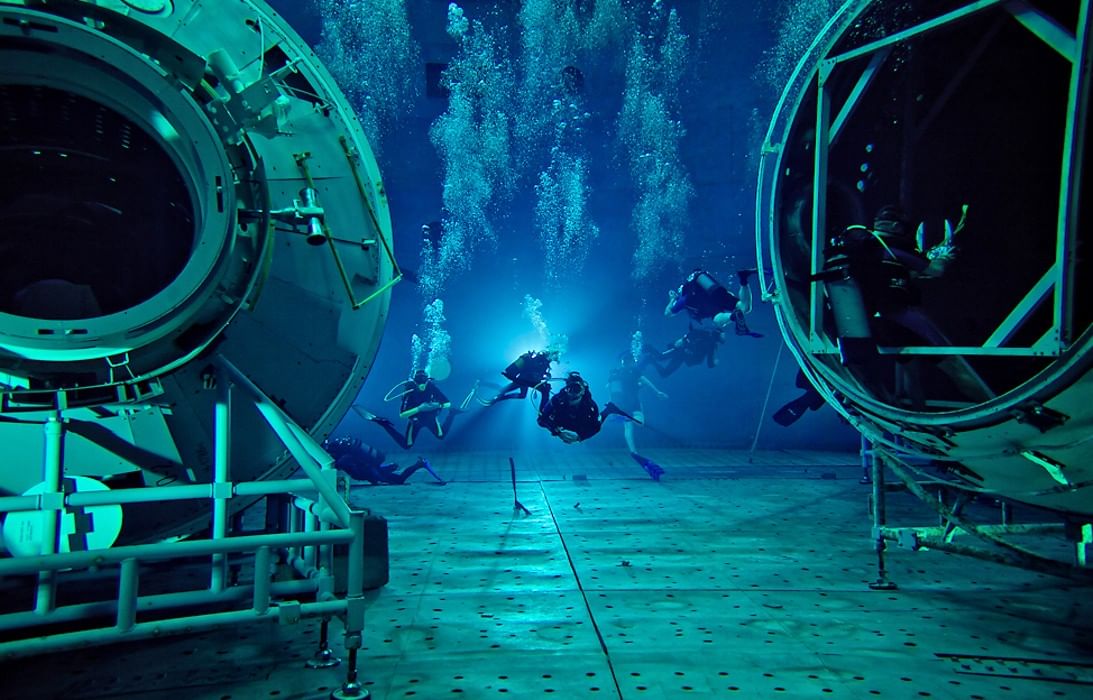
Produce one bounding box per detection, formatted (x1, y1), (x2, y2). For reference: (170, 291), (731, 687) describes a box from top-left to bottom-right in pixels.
(211, 373), (231, 592)
(859, 435), (873, 484)
(333, 511), (368, 699)
(869, 454), (898, 590)
(1078, 524), (1092, 568)
(331, 647), (368, 699)
(35, 413), (65, 615)
(306, 616), (341, 668)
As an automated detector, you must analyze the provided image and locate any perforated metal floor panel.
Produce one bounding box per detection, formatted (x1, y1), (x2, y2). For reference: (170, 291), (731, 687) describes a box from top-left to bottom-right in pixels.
(2, 449), (1090, 699)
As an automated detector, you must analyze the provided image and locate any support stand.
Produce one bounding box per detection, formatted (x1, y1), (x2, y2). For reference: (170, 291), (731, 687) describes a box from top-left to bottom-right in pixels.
(306, 616), (341, 668)
(868, 453), (898, 590)
(331, 647), (370, 699)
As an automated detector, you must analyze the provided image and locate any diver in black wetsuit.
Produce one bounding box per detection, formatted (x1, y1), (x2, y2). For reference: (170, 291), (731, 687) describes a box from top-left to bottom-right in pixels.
(665, 268), (762, 337)
(643, 324), (725, 377)
(537, 371), (630, 444)
(483, 349), (560, 412)
(820, 205), (992, 405)
(323, 437), (443, 485)
(357, 369), (462, 450)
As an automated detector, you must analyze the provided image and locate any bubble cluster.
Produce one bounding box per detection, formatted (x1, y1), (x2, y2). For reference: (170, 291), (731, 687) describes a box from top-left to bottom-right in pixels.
(631, 329), (644, 363)
(314, 0), (420, 156)
(409, 298), (451, 378)
(429, 4), (516, 292)
(523, 294), (568, 356)
(754, 0), (841, 98)
(523, 294), (549, 342)
(513, 0), (630, 167)
(617, 3), (693, 281)
(534, 153), (599, 285)
(513, 0), (582, 166)
(409, 333), (426, 374)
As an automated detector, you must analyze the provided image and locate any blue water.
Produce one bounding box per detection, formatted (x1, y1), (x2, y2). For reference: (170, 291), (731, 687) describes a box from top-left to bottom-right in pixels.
(267, 0), (858, 455)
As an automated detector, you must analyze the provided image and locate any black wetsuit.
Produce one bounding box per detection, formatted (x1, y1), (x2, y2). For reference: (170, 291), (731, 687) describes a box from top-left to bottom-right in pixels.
(670, 270), (739, 322)
(324, 438), (425, 484)
(647, 325), (723, 377)
(538, 392), (603, 442)
(839, 227), (946, 345)
(373, 381), (455, 450)
(490, 351), (554, 411)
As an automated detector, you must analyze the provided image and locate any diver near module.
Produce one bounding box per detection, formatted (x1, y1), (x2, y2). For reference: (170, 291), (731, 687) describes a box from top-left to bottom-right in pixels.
(323, 436), (444, 485)
(665, 268), (763, 337)
(355, 368), (466, 449)
(815, 204), (993, 405)
(538, 371), (632, 444)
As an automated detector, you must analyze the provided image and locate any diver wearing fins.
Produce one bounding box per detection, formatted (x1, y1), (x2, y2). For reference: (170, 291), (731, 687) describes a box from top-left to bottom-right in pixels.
(323, 436), (445, 485)
(665, 268), (762, 337)
(483, 348), (560, 411)
(538, 371), (632, 444)
(355, 369), (467, 450)
(607, 352), (668, 480)
(643, 323), (725, 377)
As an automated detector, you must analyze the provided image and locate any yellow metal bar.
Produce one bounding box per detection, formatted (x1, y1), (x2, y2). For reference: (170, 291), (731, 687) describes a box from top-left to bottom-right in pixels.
(291, 145), (401, 311)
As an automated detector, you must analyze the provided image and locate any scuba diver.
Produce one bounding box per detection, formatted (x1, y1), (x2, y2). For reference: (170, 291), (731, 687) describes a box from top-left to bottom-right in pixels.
(665, 268), (763, 337)
(607, 353), (668, 480)
(643, 324), (725, 377)
(483, 349), (560, 412)
(538, 371), (632, 444)
(816, 204), (993, 405)
(354, 369), (465, 450)
(323, 436), (444, 485)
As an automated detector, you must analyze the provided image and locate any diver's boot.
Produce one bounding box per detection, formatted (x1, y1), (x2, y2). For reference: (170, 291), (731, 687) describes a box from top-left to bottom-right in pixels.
(400, 458), (428, 482)
(730, 309), (763, 338)
(737, 268), (758, 286)
(418, 457), (445, 484)
(630, 452), (664, 481)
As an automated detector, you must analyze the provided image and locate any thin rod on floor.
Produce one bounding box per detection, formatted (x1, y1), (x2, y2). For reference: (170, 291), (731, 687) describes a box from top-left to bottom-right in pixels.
(510, 456), (530, 515)
(748, 342), (784, 459)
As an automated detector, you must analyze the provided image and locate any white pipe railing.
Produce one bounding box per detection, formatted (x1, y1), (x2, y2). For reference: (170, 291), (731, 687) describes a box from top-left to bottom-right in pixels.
(0, 357), (370, 665)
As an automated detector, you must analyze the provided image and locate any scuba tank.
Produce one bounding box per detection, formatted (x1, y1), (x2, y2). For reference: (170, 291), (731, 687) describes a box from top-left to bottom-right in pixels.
(814, 226), (876, 366)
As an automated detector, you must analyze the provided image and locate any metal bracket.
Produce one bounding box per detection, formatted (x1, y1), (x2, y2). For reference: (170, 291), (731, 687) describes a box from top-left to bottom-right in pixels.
(1012, 402), (1070, 432)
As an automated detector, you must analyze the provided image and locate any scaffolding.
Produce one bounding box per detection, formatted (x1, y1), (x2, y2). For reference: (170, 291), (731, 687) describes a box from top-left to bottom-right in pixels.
(0, 355), (373, 699)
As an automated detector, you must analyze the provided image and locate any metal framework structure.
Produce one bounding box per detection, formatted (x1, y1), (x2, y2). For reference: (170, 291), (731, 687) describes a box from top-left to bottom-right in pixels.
(863, 445), (1093, 587)
(755, 0), (1093, 573)
(0, 355), (372, 698)
(759, 0), (1090, 362)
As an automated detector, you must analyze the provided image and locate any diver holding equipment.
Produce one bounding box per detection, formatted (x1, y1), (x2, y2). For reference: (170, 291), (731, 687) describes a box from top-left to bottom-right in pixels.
(814, 205), (993, 407)
(354, 369), (469, 449)
(537, 371), (633, 444)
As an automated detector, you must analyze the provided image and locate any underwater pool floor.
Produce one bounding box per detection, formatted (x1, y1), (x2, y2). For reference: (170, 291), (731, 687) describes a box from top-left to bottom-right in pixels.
(4, 448), (1091, 699)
